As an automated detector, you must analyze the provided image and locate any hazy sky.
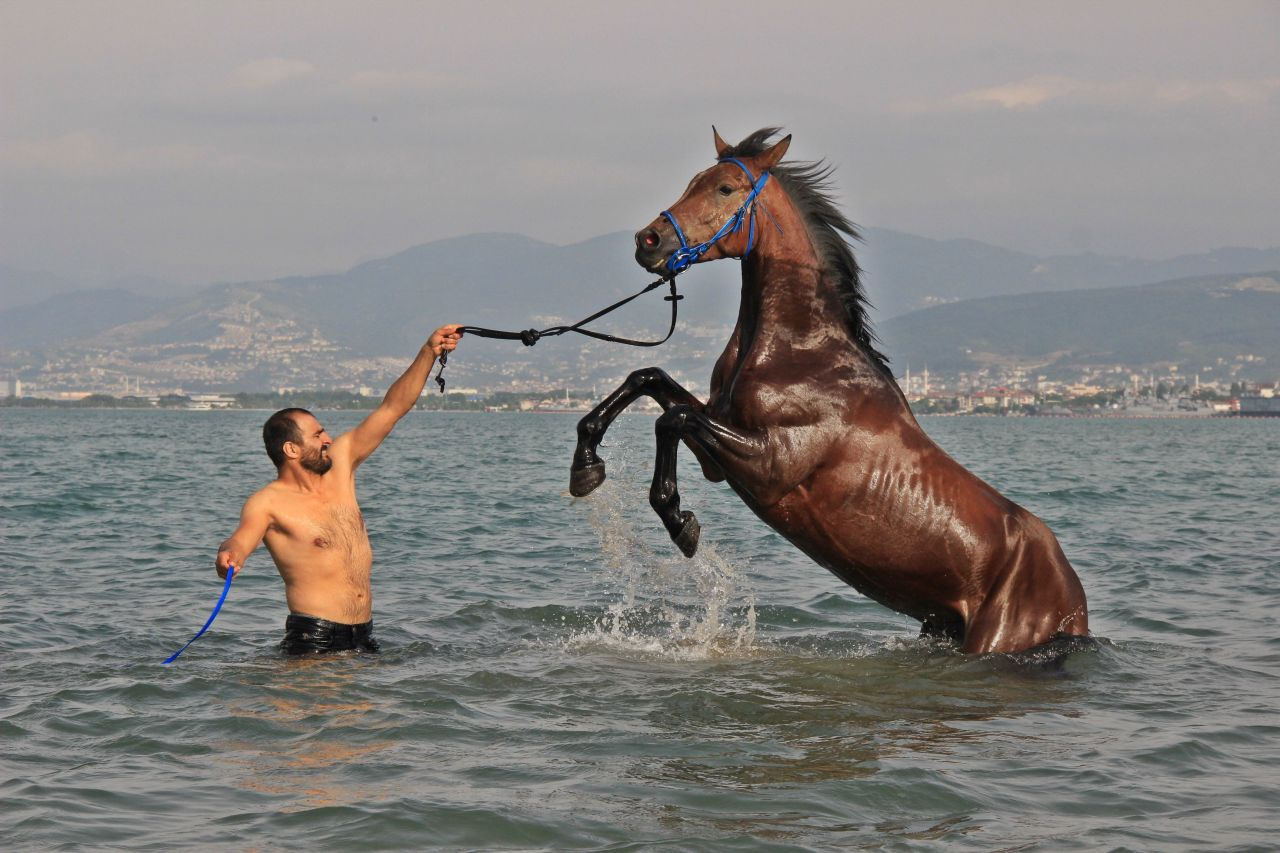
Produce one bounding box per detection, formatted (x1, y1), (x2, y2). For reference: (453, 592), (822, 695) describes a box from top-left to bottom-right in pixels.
(2, 1), (1277, 286)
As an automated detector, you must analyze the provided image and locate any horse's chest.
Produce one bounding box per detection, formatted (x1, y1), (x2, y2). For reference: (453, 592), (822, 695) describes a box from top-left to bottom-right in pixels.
(711, 373), (833, 432)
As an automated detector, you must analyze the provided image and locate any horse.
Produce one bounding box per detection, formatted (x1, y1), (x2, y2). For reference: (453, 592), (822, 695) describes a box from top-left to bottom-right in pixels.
(569, 128), (1088, 654)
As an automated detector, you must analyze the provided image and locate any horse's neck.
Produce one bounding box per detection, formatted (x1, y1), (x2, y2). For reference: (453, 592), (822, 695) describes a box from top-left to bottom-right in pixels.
(733, 241), (855, 363)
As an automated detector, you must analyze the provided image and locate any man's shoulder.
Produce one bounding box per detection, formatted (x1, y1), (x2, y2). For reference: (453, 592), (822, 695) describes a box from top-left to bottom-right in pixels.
(329, 430), (362, 461)
(245, 480), (289, 510)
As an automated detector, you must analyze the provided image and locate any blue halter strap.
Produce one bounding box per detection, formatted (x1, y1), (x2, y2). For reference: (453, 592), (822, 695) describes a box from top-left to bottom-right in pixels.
(662, 158), (771, 275)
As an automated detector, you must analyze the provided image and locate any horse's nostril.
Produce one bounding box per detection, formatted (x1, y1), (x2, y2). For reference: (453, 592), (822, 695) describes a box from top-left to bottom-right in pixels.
(643, 230), (659, 248)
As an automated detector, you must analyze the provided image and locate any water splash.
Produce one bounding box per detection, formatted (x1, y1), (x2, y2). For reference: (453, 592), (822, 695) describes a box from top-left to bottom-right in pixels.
(570, 475), (757, 660)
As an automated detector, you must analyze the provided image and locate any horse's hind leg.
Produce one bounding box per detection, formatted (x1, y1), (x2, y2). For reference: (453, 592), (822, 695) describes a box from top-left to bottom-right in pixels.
(919, 612), (964, 645)
(650, 405), (765, 558)
(650, 405), (700, 556)
(571, 367), (701, 497)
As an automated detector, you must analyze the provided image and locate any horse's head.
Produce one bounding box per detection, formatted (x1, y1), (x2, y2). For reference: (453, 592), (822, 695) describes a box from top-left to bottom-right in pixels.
(635, 128), (791, 276)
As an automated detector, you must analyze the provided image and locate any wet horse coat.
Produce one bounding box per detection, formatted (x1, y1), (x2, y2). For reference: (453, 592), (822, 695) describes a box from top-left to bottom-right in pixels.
(571, 129), (1088, 653)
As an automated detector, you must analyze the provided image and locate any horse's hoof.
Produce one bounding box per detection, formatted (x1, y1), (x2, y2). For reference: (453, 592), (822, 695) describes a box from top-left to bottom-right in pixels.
(672, 511), (700, 558)
(570, 462), (606, 497)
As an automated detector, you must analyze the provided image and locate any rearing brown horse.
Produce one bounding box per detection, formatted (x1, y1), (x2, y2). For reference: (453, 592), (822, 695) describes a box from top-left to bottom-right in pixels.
(570, 128), (1088, 654)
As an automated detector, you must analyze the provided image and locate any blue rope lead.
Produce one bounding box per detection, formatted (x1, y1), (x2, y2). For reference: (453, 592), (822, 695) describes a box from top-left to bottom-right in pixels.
(162, 565), (235, 664)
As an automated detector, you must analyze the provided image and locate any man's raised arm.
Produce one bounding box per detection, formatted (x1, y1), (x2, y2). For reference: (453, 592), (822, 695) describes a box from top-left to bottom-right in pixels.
(343, 324), (463, 465)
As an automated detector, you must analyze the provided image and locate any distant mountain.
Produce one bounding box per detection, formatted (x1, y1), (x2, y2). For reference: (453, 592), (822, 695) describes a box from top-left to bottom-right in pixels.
(0, 265), (80, 312)
(877, 272), (1280, 376)
(856, 228), (1280, 318)
(0, 289), (169, 349)
(3, 230), (1279, 391)
(0, 233), (741, 392)
(71, 231), (739, 355)
(0, 264), (195, 313)
(7, 228), (1280, 330)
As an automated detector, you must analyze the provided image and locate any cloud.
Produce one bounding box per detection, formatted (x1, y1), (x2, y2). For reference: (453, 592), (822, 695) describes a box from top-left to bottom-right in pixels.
(955, 75), (1085, 110)
(344, 69), (463, 94)
(1151, 78), (1280, 106)
(1, 131), (217, 176)
(232, 58), (317, 90)
(513, 156), (637, 192)
(898, 75), (1280, 113)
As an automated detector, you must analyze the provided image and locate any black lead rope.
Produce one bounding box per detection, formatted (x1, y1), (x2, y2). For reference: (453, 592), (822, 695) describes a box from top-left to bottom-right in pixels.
(434, 275), (683, 392)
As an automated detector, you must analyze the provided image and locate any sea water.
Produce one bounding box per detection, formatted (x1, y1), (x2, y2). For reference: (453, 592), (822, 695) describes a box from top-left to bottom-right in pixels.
(1, 409), (1277, 850)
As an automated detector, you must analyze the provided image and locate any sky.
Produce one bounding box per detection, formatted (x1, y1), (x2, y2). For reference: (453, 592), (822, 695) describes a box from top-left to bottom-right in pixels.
(2, 0), (1278, 287)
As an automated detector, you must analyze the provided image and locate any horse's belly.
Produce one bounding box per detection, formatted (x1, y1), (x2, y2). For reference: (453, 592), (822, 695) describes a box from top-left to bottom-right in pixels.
(752, 486), (976, 620)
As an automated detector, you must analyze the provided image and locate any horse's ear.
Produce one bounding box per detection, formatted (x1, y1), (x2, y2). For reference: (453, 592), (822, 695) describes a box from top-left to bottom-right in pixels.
(713, 126), (731, 158)
(759, 134), (791, 170)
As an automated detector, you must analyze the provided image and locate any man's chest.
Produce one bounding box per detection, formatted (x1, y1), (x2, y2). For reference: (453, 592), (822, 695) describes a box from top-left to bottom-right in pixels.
(268, 496), (366, 549)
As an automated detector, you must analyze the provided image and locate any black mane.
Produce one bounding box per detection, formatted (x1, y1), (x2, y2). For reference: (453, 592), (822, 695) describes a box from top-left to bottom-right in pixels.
(722, 128), (890, 374)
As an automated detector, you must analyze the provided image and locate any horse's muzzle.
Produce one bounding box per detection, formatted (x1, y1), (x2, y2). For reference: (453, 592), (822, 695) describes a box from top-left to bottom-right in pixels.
(634, 222), (675, 273)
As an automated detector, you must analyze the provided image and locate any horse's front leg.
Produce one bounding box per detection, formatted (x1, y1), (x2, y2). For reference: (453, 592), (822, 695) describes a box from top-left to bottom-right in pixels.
(650, 404), (766, 558)
(570, 367), (703, 497)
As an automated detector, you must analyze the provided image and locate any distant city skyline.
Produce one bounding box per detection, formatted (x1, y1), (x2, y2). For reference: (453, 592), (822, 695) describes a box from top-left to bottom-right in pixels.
(2, 1), (1278, 290)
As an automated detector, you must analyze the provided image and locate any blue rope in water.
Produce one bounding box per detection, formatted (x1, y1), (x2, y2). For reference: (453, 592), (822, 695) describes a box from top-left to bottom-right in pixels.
(162, 565), (235, 664)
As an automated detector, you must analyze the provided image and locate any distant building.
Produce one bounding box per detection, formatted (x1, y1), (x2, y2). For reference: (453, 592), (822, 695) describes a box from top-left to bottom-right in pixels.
(6, 378), (21, 398)
(1238, 396), (1280, 416)
(185, 394), (237, 410)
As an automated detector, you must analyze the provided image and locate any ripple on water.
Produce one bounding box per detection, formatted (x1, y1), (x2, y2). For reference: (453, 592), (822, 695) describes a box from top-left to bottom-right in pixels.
(2, 412), (1279, 849)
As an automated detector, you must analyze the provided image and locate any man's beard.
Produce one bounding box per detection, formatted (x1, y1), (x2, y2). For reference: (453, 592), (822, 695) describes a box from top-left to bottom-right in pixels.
(300, 446), (332, 474)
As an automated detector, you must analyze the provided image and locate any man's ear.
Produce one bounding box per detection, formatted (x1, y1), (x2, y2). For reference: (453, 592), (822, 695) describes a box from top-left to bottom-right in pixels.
(283, 441), (301, 460)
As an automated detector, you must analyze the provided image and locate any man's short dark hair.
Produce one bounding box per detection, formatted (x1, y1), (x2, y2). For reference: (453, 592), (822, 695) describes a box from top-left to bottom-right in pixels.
(263, 408), (311, 467)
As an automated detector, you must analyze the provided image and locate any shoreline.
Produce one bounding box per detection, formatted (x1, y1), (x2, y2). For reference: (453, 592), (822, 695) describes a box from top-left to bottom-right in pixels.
(4, 403), (1274, 419)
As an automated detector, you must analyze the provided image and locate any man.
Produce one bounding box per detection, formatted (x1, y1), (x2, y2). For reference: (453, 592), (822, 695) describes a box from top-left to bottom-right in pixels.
(215, 324), (462, 655)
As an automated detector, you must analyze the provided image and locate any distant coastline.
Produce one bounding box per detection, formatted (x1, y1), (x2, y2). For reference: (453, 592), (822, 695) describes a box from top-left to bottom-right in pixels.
(6, 393), (1276, 418)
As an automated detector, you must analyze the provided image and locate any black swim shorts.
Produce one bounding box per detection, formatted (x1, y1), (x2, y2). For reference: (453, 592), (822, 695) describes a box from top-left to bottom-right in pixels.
(281, 613), (381, 655)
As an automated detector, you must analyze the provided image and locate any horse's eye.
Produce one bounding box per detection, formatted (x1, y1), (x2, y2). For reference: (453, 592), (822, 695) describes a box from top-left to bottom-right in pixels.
(718, 185), (734, 196)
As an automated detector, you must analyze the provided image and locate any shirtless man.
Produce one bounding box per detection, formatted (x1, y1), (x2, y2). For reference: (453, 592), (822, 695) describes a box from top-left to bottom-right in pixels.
(215, 324), (462, 654)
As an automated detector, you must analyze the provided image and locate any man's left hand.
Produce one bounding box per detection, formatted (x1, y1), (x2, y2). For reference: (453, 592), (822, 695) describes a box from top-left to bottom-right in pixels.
(429, 324), (464, 359)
